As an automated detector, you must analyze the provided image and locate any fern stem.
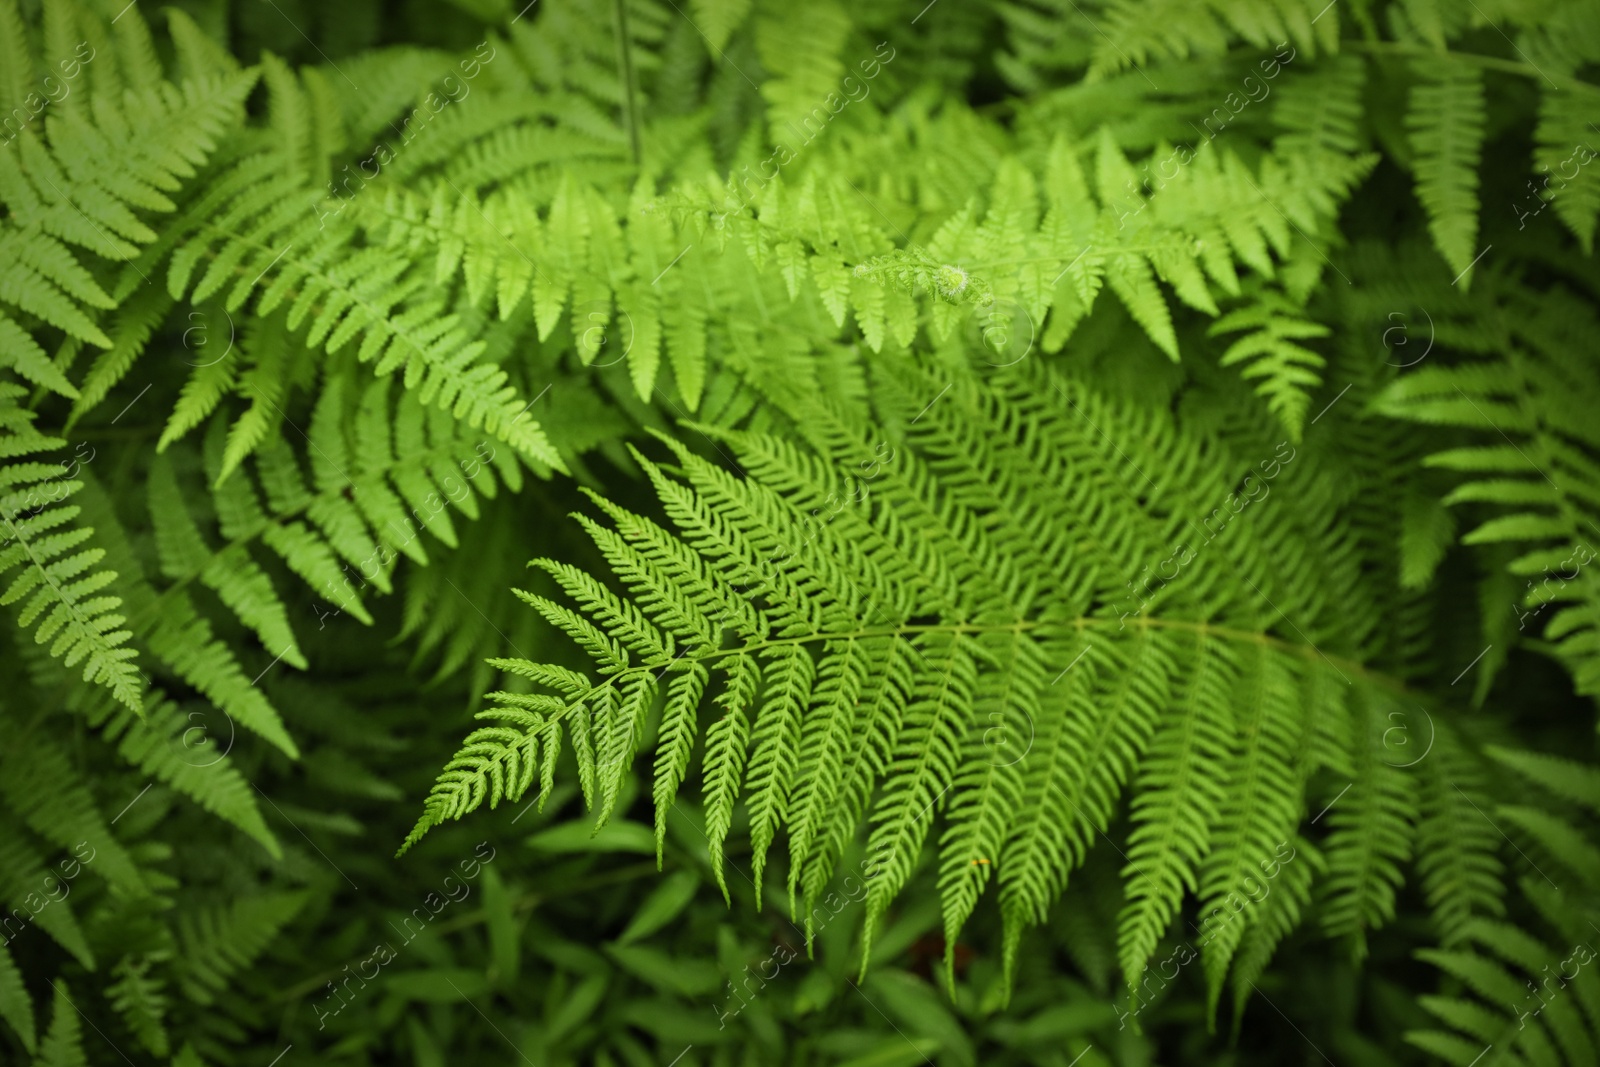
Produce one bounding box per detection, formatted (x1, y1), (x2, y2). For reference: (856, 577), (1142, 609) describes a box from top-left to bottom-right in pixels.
(1, 510), (142, 704)
(663, 615), (1386, 686)
(962, 248), (1172, 270)
(612, 0), (642, 168)
(546, 614), (1417, 729)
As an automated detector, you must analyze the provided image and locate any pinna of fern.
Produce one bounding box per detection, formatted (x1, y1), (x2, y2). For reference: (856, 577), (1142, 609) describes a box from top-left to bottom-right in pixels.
(1374, 273), (1600, 722)
(412, 353), (1509, 1018)
(1407, 745), (1600, 1067)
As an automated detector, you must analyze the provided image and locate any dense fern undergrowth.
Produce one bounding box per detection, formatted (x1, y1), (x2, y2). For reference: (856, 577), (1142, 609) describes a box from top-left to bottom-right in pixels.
(1, 0), (1599, 1064)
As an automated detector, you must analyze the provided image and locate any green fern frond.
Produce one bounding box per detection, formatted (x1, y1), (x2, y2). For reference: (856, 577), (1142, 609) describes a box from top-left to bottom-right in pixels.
(1318, 690), (1416, 959)
(1405, 56), (1486, 283)
(1408, 858), (1600, 1067)
(0, 388), (141, 709)
(691, 0), (754, 54)
(84, 694), (278, 857)
(413, 356), (1492, 1001)
(0, 939), (32, 1054)
(1486, 745), (1600, 812)
(1089, 0), (1333, 78)
(1374, 280), (1600, 710)
(1273, 55), (1369, 161)
(1532, 89), (1600, 254)
(0, 720), (145, 896)
(162, 153), (565, 473)
(0, 823), (93, 969)
(1209, 291), (1330, 439)
(107, 955), (170, 1058)
(1227, 836), (1320, 1031)
(754, 1), (853, 142)
(31, 982), (85, 1067)
(1415, 728), (1506, 945)
(174, 891), (308, 1005)
(1195, 644), (1305, 1018)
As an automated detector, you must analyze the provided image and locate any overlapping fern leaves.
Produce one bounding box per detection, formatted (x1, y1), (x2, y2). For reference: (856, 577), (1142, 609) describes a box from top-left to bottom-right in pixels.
(1000, 0), (1600, 286)
(413, 355), (1504, 1008)
(1407, 747), (1600, 1067)
(1375, 276), (1600, 715)
(0, 0), (1597, 1062)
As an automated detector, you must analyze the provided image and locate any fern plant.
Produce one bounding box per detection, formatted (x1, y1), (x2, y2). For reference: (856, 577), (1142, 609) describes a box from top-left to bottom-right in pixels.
(412, 353), (1510, 1009)
(1, 0), (1598, 1064)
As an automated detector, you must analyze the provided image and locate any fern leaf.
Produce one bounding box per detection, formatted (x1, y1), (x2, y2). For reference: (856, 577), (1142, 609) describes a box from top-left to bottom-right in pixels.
(31, 983), (86, 1067)
(0, 388), (141, 709)
(1319, 691), (1416, 958)
(107, 955), (169, 1058)
(1118, 631), (1238, 997)
(0, 823), (93, 967)
(1405, 56), (1486, 283)
(1486, 745), (1600, 813)
(174, 891), (308, 1005)
(1209, 293), (1329, 440)
(416, 355), (1440, 1003)
(86, 695), (279, 857)
(1196, 645), (1305, 1020)
(0, 939), (34, 1054)
(1415, 729), (1506, 945)
(0, 724), (145, 896)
